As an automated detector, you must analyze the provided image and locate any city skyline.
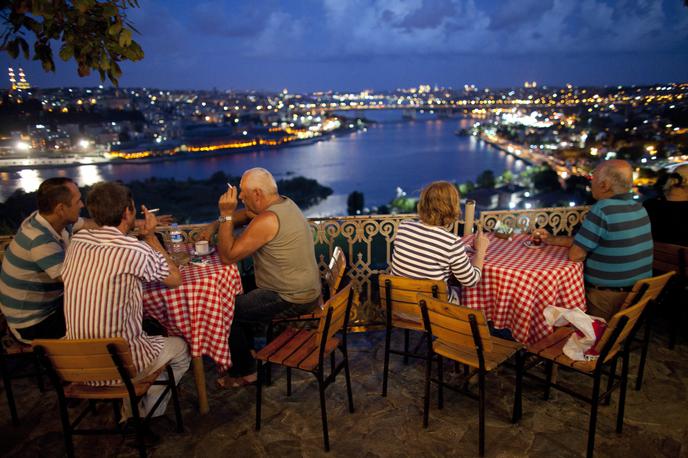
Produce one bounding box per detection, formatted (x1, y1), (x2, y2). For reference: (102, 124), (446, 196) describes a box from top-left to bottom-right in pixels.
(1, 0), (688, 92)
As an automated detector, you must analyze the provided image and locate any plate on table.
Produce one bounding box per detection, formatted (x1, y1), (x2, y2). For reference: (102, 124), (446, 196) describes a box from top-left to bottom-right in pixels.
(191, 247), (215, 257)
(523, 240), (543, 249)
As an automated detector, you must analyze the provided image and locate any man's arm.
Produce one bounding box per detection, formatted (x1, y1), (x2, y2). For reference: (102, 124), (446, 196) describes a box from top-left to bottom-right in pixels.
(217, 212), (278, 265)
(139, 206), (181, 288)
(532, 230), (587, 262)
(215, 186), (277, 265)
(197, 208), (256, 242)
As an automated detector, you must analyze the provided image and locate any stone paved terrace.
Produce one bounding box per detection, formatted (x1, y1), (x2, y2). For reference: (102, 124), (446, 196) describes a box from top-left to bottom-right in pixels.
(2, 318), (687, 458)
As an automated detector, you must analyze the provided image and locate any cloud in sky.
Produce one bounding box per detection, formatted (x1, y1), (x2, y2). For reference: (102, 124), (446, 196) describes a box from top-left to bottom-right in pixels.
(1, 0), (687, 90)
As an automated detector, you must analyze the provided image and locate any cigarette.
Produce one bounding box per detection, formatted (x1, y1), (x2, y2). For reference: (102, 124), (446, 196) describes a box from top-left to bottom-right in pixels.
(227, 182), (233, 188)
(143, 208), (160, 214)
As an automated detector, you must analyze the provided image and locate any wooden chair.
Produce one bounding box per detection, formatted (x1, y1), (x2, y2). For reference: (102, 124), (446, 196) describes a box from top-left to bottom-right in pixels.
(418, 294), (524, 457)
(378, 274), (447, 397)
(264, 248), (347, 387)
(652, 242), (687, 349)
(618, 271), (675, 390)
(525, 295), (653, 458)
(0, 311), (45, 426)
(33, 338), (183, 458)
(255, 284), (355, 452)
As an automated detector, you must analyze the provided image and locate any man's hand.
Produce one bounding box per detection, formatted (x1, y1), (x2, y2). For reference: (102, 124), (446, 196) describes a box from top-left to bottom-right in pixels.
(138, 205), (158, 237)
(156, 214), (175, 226)
(219, 185), (238, 216)
(473, 230), (490, 255)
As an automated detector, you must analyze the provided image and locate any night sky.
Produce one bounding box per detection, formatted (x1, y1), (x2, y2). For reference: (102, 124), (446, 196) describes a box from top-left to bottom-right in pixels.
(2, 0), (688, 92)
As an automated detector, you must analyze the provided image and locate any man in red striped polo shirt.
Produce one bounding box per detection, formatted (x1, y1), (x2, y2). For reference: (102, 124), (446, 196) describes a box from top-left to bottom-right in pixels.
(63, 182), (190, 422)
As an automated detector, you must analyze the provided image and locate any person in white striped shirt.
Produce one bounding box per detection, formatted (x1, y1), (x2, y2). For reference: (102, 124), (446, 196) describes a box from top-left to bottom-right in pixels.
(391, 181), (489, 303)
(63, 182), (190, 423)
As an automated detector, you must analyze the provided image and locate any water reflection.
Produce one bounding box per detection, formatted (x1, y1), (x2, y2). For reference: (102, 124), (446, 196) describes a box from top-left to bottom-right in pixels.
(1, 118), (520, 214)
(17, 169), (42, 194)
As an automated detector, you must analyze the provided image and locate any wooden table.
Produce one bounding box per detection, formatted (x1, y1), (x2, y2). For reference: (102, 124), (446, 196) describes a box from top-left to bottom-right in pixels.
(143, 254), (242, 413)
(460, 233), (586, 344)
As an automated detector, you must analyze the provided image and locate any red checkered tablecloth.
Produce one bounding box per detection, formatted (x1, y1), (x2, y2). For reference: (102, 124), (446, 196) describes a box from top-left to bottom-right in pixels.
(460, 233), (586, 344)
(143, 254), (243, 371)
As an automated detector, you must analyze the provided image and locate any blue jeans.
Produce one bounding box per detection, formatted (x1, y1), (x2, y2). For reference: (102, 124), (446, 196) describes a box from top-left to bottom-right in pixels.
(228, 289), (318, 377)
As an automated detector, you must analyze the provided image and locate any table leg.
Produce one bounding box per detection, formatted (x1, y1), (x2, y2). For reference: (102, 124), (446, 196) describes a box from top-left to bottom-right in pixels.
(192, 357), (209, 414)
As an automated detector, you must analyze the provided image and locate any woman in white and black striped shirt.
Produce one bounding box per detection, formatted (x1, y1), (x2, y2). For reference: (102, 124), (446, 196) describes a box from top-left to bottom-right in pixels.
(391, 181), (489, 303)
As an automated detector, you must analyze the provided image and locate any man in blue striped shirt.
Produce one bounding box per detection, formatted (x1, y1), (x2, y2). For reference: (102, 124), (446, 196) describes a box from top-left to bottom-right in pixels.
(534, 160), (652, 320)
(0, 178), (84, 342)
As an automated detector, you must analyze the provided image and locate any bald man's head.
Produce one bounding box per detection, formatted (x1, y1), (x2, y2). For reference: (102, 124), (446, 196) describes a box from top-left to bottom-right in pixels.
(242, 168), (278, 196)
(595, 160), (633, 196)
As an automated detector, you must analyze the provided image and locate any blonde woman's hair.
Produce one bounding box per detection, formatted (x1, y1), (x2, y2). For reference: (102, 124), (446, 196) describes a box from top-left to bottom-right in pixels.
(417, 181), (461, 227)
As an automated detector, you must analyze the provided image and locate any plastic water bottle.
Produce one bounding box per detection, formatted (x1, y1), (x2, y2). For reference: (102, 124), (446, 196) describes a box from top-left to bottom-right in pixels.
(168, 224), (187, 265)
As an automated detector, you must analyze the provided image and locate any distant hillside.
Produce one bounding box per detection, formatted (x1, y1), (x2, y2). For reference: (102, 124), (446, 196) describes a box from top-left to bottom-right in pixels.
(0, 171), (332, 234)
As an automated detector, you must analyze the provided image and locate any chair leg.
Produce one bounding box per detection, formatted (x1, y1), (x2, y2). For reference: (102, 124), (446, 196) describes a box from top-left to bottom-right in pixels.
(256, 360), (262, 431)
(587, 372), (602, 458)
(317, 374), (330, 452)
(543, 361), (553, 401)
(603, 358), (617, 405)
(342, 347), (355, 413)
(423, 350), (432, 429)
(382, 321), (392, 397)
(0, 353), (19, 426)
(512, 350), (524, 423)
(635, 316), (652, 391)
(130, 399), (147, 458)
(478, 368), (486, 457)
(56, 390), (75, 458)
(437, 355), (444, 410)
(403, 329), (410, 365)
(166, 366), (183, 432)
(112, 400), (121, 426)
(286, 368), (292, 396)
(617, 351), (630, 433)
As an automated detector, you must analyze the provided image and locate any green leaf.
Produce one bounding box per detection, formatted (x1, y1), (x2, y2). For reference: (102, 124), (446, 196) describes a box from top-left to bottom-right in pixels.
(118, 28), (132, 47)
(18, 38), (30, 58)
(59, 44), (74, 61)
(7, 39), (19, 59)
(108, 21), (122, 36)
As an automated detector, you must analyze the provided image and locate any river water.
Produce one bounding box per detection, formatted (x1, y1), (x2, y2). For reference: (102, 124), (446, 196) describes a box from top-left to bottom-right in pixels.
(0, 111), (526, 216)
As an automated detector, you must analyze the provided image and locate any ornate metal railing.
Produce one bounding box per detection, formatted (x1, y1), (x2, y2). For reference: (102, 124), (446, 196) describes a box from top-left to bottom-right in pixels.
(478, 205), (591, 236)
(0, 206), (589, 329)
(159, 205), (589, 329)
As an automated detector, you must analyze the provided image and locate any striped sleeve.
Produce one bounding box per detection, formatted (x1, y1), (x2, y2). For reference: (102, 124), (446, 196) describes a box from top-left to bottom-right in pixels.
(448, 240), (482, 287)
(139, 244), (170, 283)
(574, 204), (606, 252)
(31, 238), (65, 280)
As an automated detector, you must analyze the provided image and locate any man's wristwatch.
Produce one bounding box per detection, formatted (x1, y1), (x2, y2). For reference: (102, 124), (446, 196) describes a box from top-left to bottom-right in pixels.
(218, 215), (233, 224)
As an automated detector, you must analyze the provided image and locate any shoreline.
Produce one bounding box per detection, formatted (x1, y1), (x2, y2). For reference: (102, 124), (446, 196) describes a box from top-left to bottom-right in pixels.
(478, 134), (536, 166)
(0, 127), (360, 172)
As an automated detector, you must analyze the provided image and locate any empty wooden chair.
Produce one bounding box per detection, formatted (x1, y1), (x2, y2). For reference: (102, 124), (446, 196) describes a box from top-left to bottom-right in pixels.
(618, 271), (675, 390)
(526, 295), (653, 458)
(378, 274), (447, 397)
(255, 284), (355, 452)
(265, 248), (348, 386)
(418, 294), (524, 457)
(33, 338), (183, 458)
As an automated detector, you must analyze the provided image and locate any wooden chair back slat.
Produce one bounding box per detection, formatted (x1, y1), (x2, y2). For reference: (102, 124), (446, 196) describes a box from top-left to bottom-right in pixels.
(593, 296), (651, 362)
(653, 242), (687, 280)
(33, 338), (136, 382)
(378, 274), (447, 323)
(316, 284), (353, 348)
(325, 247), (347, 298)
(620, 271), (675, 309)
(417, 294), (493, 352)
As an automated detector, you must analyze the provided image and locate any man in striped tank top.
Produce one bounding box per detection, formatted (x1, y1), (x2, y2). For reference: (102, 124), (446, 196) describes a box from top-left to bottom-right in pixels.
(534, 160), (652, 320)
